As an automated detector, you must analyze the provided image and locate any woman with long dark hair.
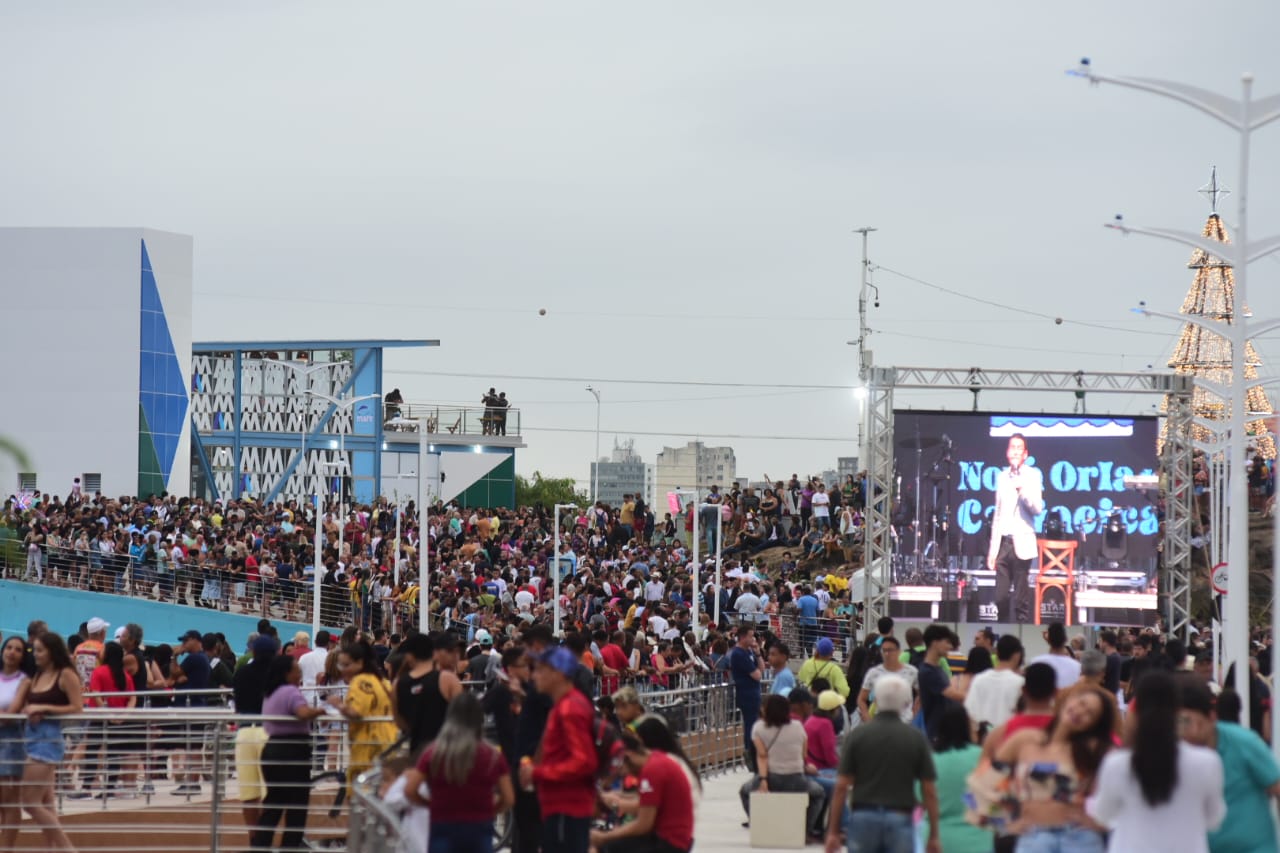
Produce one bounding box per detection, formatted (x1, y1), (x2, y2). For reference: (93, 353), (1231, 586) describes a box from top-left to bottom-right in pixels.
(252, 655), (325, 852)
(326, 640), (398, 794)
(14, 631), (82, 851)
(403, 691), (514, 853)
(924, 704), (990, 853)
(633, 714), (702, 801)
(89, 640), (139, 796)
(1087, 672), (1225, 852)
(994, 684), (1116, 852)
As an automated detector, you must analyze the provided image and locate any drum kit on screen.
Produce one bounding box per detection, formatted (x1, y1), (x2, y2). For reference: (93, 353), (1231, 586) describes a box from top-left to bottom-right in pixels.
(890, 428), (971, 587)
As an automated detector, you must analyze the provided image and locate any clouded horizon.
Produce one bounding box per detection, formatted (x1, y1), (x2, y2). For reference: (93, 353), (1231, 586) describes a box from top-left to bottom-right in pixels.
(5, 1), (1279, 488)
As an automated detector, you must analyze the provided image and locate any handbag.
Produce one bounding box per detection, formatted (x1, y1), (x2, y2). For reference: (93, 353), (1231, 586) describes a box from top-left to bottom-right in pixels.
(963, 758), (1017, 833)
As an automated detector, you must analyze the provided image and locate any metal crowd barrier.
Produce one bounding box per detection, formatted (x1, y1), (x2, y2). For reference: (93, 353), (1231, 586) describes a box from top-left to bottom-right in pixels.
(0, 705), (394, 852)
(773, 612), (856, 662)
(0, 542), (404, 633)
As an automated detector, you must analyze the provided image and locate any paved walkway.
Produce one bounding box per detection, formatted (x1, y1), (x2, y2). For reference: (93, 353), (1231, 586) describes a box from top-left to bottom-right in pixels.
(696, 768), (815, 852)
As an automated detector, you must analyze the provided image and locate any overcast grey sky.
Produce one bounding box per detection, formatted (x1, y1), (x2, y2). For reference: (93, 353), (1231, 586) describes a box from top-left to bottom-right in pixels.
(5, 2), (1280, 488)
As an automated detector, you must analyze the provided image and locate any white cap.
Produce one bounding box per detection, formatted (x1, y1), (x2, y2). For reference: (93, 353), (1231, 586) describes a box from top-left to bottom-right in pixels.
(87, 617), (109, 635)
(475, 629), (493, 646)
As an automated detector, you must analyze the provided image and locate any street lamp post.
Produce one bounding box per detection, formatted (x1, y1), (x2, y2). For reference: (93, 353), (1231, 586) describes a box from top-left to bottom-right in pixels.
(311, 491), (324, 640)
(586, 386), (601, 505)
(1074, 59), (1280, 733)
(701, 503), (724, 627)
(305, 390), (379, 563)
(553, 503), (578, 637)
(417, 422), (433, 634)
(673, 489), (700, 627)
(277, 360), (330, 501)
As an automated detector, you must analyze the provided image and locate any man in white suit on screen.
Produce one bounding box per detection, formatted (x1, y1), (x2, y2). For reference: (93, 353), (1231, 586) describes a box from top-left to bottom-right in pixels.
(987, 433), (1044, 622)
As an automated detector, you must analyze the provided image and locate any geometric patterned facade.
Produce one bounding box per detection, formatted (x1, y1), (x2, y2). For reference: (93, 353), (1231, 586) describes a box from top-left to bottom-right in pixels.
(187, 339), (524, 509)
(191, 352), (359, 504)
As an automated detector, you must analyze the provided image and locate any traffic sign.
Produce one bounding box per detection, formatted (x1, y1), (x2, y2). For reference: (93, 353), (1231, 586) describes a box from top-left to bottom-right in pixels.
(1211, 562), (1228, 596)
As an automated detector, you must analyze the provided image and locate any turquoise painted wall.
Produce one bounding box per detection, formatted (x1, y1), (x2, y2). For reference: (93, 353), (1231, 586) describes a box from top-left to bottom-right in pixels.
(0, 581), (322, 648)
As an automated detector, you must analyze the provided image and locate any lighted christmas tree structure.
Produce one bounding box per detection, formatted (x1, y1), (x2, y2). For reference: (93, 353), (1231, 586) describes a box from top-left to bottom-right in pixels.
(1160, 168), (1276, 458)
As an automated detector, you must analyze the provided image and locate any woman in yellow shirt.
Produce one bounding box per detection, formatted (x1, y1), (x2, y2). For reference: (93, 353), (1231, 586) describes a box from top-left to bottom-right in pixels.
(326, 640), (399, 792)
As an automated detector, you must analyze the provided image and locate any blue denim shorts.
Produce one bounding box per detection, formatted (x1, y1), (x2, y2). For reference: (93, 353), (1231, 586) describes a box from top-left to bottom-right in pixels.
(25, 719), (64, 764)
(0, 724), (24, 776)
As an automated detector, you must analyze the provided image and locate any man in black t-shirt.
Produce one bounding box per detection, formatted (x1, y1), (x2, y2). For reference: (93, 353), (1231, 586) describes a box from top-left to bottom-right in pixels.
(918, 624), (964, 742)
(172, 629), (212, 794)
(1098, 630), (1122, 696)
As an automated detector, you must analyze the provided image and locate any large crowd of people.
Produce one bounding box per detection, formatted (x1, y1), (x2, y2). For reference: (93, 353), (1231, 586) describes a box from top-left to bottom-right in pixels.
(2, 485), (1278, 852)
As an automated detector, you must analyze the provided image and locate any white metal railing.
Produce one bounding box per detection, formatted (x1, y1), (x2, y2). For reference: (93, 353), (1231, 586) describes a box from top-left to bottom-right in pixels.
(0, 542), (409, 634)
(383, 401), (521, 437)
(0, 707), (396, 852)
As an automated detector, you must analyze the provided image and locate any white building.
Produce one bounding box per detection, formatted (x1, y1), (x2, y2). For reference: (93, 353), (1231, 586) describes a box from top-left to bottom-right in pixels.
(0, 228), (193, 499)
(653, 441), (736, 505)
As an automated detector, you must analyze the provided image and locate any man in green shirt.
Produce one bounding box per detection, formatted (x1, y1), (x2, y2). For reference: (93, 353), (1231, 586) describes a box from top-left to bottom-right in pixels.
(825, 674), (939, 853)
(797, 638), (850, 698)
(1180, 678), (1280, 853)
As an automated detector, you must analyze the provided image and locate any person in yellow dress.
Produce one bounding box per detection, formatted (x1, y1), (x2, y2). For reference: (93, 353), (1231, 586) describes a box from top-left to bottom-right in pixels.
(326, 639), (399, 792)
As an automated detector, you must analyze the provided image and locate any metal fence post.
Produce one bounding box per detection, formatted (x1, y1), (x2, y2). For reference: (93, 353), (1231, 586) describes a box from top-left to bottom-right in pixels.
(209, 721), (223, 853)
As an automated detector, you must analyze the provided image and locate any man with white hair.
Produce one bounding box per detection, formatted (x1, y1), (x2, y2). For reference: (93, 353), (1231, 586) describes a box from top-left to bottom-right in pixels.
(824, 674), (940, 853)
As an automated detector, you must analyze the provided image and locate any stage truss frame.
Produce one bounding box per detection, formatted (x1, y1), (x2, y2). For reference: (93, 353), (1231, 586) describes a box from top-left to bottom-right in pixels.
(862, 366), (1196, 641)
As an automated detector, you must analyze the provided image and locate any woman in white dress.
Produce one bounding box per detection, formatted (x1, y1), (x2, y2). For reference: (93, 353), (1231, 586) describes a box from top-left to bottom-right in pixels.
(1087, 671), (1225, 853)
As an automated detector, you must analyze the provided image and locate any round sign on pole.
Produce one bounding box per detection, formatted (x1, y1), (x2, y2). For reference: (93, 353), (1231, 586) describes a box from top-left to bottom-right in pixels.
(1211, 562), (1228, 596)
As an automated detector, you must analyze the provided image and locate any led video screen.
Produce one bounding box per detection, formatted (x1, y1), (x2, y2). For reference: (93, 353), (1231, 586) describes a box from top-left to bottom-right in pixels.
(889, 411), (1160, 625)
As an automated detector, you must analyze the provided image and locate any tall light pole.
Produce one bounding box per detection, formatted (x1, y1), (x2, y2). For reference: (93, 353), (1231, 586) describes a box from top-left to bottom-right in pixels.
(853, 227), (877, 472)
(701, 503), (724, 626)
(306, 390), (380, 563)
(311, 491), (324, 639)
(586, 386), (601, 505)
(673, 489), (700, 627)
(552, 503), (578, 636)
(1073, 59), (1280, 732)
(277, 360), (330, 501)
(416, 421), (438, 634)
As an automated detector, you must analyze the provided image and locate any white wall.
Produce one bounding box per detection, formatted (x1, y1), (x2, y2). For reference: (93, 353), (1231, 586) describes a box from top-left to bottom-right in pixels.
(0, 228), (192, 500)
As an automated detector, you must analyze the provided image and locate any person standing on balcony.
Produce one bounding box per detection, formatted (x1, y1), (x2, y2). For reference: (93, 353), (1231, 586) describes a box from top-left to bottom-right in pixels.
(482, 387), (499, 435)
(496, 391), (510, 436)
(384, 387), (403, 421)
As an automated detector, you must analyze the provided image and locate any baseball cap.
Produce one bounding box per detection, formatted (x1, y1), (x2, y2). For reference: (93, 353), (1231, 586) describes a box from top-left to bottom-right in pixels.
(537, 646), (579, 678)
(816, 638), (835, 656)
(252, 635), (278, 655)
(475, 629), (494, 646)
(178, 629), (202, 643)
(87, 617), (109, 635)
(817, 690), (846, 711)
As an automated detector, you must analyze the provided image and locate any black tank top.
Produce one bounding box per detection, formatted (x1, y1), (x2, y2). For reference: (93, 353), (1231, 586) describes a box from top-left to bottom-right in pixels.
(27, 669), (70, 707)
(397, 669), (448, 754)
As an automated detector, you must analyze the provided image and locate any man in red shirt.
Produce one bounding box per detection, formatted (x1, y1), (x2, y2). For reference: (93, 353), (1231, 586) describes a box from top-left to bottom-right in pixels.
(599, 630), (632, 697)
(519, 646), (598, 853)
(590, 729), (694, 853)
